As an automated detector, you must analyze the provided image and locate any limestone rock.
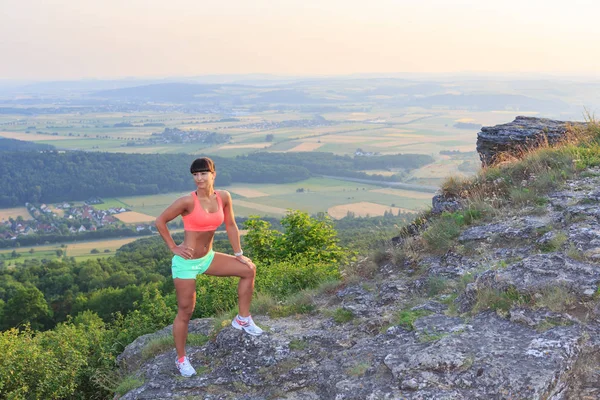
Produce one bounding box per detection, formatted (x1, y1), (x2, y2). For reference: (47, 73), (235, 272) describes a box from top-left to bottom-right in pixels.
(476, 116), (583, 165)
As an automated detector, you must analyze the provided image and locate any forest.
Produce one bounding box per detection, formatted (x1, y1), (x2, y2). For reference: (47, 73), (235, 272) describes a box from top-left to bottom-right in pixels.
(0, 149), (433, 207)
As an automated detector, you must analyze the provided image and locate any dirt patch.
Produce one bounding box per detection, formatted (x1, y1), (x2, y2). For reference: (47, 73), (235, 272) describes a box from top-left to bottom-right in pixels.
(327, 202), (413, 219)
(114, 211), (156, 223)
(287, 142), (323, 152)
(233, 200), (287, 215)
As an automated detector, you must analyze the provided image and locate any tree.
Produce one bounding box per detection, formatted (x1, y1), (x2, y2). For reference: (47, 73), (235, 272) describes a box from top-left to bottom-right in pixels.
(244, 210), (348, 264)
(1, 286), (52, 330)
(265, 134), (274, 142)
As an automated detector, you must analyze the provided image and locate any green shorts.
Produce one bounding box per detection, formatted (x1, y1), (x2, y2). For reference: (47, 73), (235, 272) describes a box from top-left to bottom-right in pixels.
(172, 250), (215, 279)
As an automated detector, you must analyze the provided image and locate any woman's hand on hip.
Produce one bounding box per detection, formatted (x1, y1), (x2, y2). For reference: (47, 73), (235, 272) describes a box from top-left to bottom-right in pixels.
(236, 255), (256, 270)
(172, 244), (194, 259)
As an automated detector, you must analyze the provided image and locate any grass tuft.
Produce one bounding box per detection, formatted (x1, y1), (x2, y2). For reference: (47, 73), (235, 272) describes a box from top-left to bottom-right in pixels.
(115, 374), (144, 396)
(534, 286), (575, 313)
(141, 333), (209, 362)
(538, 232), (568, 253)
(472, 287), (530, 315)
(395, 308), (432, 330)
(332, 308), (355, 324)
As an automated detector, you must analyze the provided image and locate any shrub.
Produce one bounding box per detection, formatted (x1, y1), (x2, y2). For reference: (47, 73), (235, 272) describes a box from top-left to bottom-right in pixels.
(0, 314), (114, 399)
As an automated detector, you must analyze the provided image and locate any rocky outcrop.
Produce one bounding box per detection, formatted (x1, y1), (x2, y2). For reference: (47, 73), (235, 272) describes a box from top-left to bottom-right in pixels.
(118, 167), (600, 400)
(476, 116), (583, 165)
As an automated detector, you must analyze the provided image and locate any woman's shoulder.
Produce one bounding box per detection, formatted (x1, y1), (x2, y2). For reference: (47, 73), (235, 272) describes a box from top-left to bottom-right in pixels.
(177, 192), (196, 206)
(215, 189), (232, 202)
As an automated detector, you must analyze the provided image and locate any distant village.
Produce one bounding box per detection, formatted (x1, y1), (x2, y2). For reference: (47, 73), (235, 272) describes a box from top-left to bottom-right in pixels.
(0, 198), (153, 241)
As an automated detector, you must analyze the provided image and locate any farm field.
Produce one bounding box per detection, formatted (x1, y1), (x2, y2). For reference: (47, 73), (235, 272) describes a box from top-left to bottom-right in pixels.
(2, 90), (544, 236)
(3, 177), (433, 224)
(0, 207), (32, 221)
(0, 237), (142, 266)
(328, 202), (414, 219)
(114, 211), (156, 224)
(0, 108), (500, 159)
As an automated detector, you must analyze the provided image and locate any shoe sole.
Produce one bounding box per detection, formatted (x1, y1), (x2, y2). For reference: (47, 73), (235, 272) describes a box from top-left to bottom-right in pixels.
(231, 320), (263, 336)
(176, 364), (197, 377)
(177, 369), (196, 377)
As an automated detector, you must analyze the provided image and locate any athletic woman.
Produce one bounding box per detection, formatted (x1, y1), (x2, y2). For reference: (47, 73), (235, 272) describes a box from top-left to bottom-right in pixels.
(155, 157), (263, 378)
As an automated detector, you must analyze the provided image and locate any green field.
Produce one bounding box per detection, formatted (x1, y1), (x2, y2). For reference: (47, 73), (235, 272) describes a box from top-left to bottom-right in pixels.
(0, 104), (498, 211)
(54, 177), (432, 220)
(0, 237), (142, 266)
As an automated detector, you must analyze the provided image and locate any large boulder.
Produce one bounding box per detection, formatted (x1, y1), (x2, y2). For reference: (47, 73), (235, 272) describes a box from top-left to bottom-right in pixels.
(476, 116), (583, 165)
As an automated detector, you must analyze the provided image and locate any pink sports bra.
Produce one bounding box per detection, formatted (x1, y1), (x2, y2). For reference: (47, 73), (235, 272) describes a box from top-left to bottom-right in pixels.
(182, 191), (224, 232)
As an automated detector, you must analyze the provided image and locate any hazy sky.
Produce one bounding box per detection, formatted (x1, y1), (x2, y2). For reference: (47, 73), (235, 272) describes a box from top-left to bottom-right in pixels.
(1, 0), (599, 80)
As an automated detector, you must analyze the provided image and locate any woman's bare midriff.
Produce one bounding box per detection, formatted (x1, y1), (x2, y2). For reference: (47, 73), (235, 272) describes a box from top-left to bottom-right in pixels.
(182, 230), (216, 259)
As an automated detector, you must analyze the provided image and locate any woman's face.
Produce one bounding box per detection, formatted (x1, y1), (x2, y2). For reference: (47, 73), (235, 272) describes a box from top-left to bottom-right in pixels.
(192, 171), (215, 187)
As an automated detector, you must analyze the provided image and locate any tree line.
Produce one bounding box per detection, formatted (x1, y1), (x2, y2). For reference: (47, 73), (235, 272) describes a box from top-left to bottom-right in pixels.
(240, 151), (433, 180)
(0, 150), (433, 207)
(0, 151), (310, 207)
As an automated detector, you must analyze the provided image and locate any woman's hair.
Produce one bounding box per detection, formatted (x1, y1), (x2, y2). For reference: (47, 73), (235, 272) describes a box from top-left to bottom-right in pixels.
(190, 157), (216, 174)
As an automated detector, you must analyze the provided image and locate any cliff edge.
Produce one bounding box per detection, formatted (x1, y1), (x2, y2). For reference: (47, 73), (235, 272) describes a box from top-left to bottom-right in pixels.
(118, 117), (600, 399)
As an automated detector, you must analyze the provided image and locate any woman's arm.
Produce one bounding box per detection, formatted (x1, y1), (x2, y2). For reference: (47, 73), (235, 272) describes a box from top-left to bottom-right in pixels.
(221, 190), (242, 255)
(155, 196), (193, 259)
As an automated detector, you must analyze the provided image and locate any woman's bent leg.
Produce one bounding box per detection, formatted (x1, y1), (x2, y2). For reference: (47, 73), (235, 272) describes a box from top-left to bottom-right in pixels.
(173, 278), (197, 359)
(204, 253), (256, 317)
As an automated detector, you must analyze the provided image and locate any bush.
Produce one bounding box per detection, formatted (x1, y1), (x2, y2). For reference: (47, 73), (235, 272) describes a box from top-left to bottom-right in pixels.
(0, 314), (114, 399)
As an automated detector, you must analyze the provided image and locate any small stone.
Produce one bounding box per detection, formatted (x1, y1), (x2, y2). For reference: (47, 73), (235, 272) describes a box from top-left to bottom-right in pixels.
(400, 378), (419, 390)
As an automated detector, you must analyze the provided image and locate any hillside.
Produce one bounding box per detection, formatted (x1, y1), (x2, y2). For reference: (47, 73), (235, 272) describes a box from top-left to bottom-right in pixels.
(116, 117), (600, 399)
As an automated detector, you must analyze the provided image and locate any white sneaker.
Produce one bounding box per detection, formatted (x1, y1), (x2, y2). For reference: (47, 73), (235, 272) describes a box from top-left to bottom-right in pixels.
(175, 356), (196, 377)
(231, 314), (264, 336)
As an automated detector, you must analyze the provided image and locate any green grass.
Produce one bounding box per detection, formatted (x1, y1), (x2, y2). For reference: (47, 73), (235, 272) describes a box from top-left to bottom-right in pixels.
(141, 334), (209, 361)
(422, 210), (481, 254)
(332, 308), (355, 324)
(251, 289), (317, 319)
(472, 287), (531, 315)
(538, 232), (568, 253)
(566, 243), (585, 260)
(395, 308), (432, 330)
(534, 286), (575, 313)
(92, 198), (131, 210)
(289, 339), (308, 351)
(418, 330), (449, 343)
(427, 276), (450, 297)
(346, 362), (370, 377)
(114, 374), (144, 396)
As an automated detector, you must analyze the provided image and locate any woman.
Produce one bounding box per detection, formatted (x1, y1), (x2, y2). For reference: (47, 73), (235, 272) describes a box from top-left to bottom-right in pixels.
(155, 157), (263, 378)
